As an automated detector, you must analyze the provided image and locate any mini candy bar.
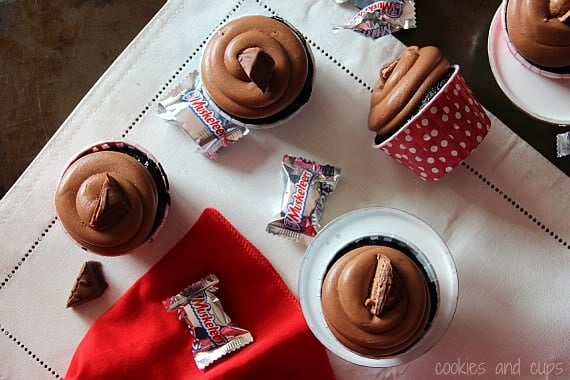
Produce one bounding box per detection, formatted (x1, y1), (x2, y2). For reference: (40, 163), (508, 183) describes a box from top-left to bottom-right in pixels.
(556, 131), (570, 158)
(266, 155), (341, 245)
(157, 71), (248, 159)
(333, 0), (416, 39)
(163, 274), (253, 369)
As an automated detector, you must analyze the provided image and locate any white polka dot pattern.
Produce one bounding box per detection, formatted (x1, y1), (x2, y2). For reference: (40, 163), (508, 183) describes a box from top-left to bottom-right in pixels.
(375, 67), (492, 181)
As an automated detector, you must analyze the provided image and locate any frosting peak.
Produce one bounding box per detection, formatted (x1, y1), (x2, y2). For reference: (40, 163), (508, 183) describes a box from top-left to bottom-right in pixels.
(550, 0), (570, 22)
(368, 46), (450, 136)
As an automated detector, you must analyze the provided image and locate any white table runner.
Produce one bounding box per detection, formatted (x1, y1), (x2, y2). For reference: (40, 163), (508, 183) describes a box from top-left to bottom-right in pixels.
(1, 1), (569, 379)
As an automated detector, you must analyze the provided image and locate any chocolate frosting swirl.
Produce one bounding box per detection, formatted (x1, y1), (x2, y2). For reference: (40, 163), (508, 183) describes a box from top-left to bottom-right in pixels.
(368, 46), (450, 136)
(321, 246), (430, 356)
(201, 15), (308, 120)
(55, 151), (158, 255)
(506, 0), (570, 68)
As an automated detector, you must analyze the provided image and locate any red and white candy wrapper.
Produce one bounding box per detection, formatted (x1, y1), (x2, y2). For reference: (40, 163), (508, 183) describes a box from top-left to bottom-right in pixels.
(163, 274), (253, 370)
(267, 155), (341, 245)
(374, 65), (492, 181)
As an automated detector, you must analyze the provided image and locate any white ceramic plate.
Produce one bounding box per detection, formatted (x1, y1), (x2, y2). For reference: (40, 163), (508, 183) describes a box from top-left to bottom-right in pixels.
(487, 6), (570, 126)
(298, 207), (458, 367)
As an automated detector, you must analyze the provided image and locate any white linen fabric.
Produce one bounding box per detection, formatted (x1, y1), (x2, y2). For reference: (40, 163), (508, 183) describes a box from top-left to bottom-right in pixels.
(0, 1), (568, 379)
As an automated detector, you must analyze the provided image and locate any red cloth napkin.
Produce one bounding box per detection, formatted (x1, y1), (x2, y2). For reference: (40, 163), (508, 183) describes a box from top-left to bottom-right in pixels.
(65, 208), (335, 380)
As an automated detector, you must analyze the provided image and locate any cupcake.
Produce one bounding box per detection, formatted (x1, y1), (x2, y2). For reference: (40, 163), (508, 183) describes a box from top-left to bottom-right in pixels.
(369, 46), (491, 181)
(299, 207), (458, 367)
(504, 0), (570, 77)
(200, 15), (314, 127)
(321, 245), (431, 357)
(54, 141), (170, 256)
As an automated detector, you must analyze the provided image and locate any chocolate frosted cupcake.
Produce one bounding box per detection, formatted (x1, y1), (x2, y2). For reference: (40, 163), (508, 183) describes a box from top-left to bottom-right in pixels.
(504, 0), (570, 77)
(200, 15), (314, 126)
(298, 207), (458, 367)
(322, 245), (431, 357)
(55, 141), (169, 256)
(369, 46), (491, 181)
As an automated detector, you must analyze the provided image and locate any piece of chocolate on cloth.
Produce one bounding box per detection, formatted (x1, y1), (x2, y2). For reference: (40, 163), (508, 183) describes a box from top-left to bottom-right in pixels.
(66, 261), (108, 308)
(65, 208), (335, 380)
(238, 47), (275, 93)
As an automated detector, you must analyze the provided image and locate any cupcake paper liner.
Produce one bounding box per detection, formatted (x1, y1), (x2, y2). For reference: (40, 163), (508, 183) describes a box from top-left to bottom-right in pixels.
(374, 65), (491, 182)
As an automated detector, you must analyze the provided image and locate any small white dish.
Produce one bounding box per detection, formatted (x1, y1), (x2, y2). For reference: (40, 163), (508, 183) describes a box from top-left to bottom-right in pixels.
(487, 5), (570, 126)
(298, 207), (458, 367)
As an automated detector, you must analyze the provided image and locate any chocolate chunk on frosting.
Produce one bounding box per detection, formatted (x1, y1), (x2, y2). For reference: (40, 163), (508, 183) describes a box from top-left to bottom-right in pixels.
(550, 0), (570, 22)
(238, 47), (275, 93)
(364, 254), (403, 316)
(66, 261), (108, 308)
(89, 174), (131, 230)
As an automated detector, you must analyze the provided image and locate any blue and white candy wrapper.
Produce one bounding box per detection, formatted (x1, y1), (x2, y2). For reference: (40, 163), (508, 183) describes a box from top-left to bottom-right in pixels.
(157, 70), (249, 159)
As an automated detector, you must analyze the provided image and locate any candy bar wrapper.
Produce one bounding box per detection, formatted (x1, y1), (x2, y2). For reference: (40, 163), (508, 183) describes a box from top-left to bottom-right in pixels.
(333, 0), (377, 8)
(556, 131), (570, 158)
(267, 155), (341, 245)
(163, 274), (253, 370)
(333, 0), (416, 39)
(157, 70), (248, 159)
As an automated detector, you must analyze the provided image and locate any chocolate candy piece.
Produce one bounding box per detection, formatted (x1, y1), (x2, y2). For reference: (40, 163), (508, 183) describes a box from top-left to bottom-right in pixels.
(238, 47), (275, 93)
(66, 261), (108, 308)
(88, 174), (131, 230)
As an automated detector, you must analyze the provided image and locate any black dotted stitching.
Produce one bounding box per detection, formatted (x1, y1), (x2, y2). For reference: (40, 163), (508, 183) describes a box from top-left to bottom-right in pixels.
(1, 325), (61, 378)
(120, 0), (246, 139)
(461, 162), (569, 249)
(0, 218), (58, 292)
(2, 3), (247, 379)
(254, 0), (372, 92)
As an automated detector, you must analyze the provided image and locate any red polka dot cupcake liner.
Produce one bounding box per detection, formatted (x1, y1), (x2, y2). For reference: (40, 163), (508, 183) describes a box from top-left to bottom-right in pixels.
(374, 65), (492, 182)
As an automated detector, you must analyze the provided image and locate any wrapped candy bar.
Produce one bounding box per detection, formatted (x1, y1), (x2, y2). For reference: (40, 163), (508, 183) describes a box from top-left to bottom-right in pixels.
(267, 155), (341, 245)
(157, 71), (248, 159)
(163, 274), (253, 369)
(333, 0), (376, 8)
(556, 131), (570, 158)
(333, 0), (417, 39)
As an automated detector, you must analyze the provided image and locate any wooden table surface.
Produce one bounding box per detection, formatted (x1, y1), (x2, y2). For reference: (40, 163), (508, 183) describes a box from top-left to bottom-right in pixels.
(1, 0), (568, 199)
